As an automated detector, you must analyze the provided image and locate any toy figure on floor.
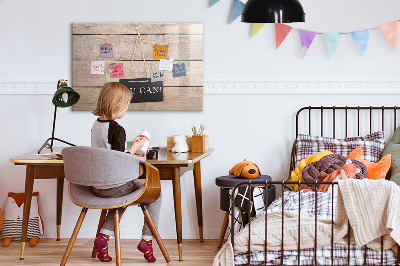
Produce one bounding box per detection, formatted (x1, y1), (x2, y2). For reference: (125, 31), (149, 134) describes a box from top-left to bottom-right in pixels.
(1, 192), (44, 247)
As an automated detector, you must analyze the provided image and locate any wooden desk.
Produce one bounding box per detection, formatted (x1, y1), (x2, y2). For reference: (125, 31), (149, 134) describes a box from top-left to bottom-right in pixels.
(10, 147), (213, 261)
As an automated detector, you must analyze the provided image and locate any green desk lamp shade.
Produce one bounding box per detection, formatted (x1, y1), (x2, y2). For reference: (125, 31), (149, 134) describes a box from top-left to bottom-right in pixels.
(38, 80), (80, 154)
(52, 84), (80, 108)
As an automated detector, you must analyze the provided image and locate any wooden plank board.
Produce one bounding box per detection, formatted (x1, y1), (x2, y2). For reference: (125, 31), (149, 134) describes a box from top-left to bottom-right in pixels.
(72, 61), (203, 87)
(72, 35), (203, 61)
(72, 87), (203, 111)
(72, 23), (203, 35)
(72, 23), (203, 111)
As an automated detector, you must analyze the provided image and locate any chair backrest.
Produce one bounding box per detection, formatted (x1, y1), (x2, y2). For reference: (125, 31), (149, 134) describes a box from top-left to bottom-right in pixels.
(62, 146), (145, 187)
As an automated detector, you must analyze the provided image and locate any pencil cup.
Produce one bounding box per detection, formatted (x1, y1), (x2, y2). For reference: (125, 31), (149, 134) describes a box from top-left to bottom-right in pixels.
(191, 135), (209, 153)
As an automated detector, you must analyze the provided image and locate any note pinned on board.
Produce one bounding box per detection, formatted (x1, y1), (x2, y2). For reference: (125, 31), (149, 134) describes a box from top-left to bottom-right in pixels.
(153, 45), (169, 59)
(159, 58), (174, 71)
(151, 69), (164, 82)
(91, 61), (105, 75)
(100, 43), (113, 58)
(109, 63), (124, 78)
(172, 63), (186, 77)
(106, 72), (119, 82)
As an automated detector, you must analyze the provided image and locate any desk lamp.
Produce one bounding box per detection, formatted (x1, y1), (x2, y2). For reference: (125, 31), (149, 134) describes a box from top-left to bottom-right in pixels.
(38, 79), (80, 154)
(241, 0), (305, 23)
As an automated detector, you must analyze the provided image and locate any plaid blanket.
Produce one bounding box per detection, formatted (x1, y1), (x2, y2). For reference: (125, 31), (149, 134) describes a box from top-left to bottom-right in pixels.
(234, 191), (397, 265)
(235, 244), (397, 265)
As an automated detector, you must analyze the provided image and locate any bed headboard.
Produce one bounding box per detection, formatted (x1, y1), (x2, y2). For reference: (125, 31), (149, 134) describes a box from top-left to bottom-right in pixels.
(290, 106), (400, 179)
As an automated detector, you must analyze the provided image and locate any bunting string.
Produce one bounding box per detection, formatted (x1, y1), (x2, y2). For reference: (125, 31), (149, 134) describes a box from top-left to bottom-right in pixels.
(209, 0), (399, 58)
(285, 20), (400, 35)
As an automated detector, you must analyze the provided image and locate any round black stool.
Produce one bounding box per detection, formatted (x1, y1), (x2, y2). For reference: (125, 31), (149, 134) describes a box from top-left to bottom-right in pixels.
(215, 175), (275, 248)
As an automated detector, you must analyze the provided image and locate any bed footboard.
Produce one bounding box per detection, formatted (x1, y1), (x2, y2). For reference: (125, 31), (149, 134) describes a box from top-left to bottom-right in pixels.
(230, 180), (400, 266)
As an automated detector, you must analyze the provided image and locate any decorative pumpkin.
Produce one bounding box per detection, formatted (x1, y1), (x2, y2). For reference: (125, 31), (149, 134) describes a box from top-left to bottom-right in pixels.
(229, 159), (261, 179)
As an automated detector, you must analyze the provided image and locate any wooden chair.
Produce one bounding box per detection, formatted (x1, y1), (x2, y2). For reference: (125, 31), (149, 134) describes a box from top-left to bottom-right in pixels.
(60, 146), (171, 265)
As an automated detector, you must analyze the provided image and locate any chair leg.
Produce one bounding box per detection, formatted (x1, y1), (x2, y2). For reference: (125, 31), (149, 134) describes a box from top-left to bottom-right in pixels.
(141, 205), (171, 263)
(217, 211), (230, 248)
(60, 208), (88, 266)
(114, 209), (121, 266)
(92, 209), (108, 258)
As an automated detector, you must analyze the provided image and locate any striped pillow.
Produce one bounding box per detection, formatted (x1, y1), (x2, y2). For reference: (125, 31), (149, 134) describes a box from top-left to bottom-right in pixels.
(294, 131), (385, 166)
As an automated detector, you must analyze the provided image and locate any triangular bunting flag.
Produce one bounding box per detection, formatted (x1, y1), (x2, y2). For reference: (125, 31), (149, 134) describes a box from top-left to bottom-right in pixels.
(323, 33), (341, 58)
(275, 23), (293, 49)
(378, 21), (398, 50)
(229, 0), (245, 24)
(209, 0), (220, 7)
(351, 29), (370, 55)
(251, 23), (266, 38)
(298, 29), (317, 58)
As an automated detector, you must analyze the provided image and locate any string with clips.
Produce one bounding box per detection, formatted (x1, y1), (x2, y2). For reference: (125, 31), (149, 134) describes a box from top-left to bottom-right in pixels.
(280, 19), (400, 35)
(127, 27), (149, 82)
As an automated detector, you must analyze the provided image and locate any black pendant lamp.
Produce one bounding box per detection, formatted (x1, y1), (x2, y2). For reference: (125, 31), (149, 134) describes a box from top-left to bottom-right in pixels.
(242, 0), (305, 23)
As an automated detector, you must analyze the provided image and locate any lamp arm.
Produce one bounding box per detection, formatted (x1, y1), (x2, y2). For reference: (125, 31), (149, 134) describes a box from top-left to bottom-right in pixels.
(50, 105), (57, 148)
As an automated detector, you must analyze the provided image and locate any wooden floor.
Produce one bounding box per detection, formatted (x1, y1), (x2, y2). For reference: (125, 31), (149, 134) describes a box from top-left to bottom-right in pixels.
(0, 239), (221, 265)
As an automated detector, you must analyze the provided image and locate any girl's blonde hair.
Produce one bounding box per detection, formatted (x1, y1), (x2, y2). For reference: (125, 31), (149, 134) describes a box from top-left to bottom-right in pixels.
(93, 82), (133, 120)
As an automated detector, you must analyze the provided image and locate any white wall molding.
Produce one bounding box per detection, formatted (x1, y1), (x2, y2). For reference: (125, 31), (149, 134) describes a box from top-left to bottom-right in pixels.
(204, 81), (400, 94)
(1, 81), (400, 95)
(0, 82), (55, 94)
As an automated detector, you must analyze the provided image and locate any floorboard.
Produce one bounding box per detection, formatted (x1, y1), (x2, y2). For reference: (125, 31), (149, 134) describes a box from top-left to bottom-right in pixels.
(0, 239), (222, 265)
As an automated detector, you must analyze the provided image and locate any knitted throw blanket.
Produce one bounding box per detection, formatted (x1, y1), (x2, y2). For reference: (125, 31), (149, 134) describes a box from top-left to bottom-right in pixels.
(214, 179), (400, 266)
(335, 178), (400, 251)
(213, 211), (340, 266)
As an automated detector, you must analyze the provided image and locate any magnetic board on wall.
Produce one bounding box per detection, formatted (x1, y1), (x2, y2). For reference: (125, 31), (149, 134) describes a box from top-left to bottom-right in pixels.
(72, 23), (203, 111)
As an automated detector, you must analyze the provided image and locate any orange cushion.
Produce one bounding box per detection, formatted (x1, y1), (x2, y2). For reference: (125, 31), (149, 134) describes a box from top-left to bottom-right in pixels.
(347, 146), (391, 180)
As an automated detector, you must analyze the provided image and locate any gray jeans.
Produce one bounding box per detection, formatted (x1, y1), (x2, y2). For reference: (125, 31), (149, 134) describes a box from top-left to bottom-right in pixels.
(92, 180), (162, 240)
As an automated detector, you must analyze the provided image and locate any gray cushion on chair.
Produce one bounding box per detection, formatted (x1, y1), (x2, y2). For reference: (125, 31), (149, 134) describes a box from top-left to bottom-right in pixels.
(69, 180), (145, 208)
(62, 146), (145, 188)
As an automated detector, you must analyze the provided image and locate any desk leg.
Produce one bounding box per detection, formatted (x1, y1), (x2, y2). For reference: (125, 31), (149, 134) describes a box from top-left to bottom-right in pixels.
(56, 178), (64, 241)
(172, 167), (183, 261)
(20, 165), (34, 259)
(193, 161), (203, 242)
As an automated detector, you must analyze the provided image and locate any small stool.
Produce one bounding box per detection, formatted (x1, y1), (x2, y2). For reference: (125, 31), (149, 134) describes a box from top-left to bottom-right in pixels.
(215, 175), (275, 248)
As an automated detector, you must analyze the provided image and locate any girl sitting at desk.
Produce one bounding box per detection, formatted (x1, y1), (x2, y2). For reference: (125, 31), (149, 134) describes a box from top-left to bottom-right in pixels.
(91, 82), (162, 263)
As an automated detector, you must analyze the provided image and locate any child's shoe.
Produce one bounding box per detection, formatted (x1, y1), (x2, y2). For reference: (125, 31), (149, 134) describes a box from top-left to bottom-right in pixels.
(94, 233), (112, 262)
(137, 239), (156, 262)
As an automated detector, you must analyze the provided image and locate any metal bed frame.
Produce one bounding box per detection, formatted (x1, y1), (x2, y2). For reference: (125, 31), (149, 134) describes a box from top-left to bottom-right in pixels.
(230, 106), (400, 266)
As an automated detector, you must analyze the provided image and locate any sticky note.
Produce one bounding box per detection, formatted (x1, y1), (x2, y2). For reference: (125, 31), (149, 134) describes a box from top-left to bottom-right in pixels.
(106, 72), (119, 82)
(153, 45), (169, 59)
(172, 63), (186, 77)
(91, 61), (105, 75)
(151, 69), (164, 82)
(159, 58), (174, 71)
(100, 44), (113, 58)
(109, 63), (124, 78)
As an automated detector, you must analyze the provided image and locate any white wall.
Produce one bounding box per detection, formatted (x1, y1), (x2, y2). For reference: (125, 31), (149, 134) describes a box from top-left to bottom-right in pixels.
(1, 0), (400, 239)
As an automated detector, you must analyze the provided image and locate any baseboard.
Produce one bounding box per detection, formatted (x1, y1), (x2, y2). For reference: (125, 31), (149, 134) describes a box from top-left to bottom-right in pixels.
(1, 81), (400, 95)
